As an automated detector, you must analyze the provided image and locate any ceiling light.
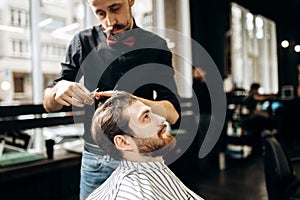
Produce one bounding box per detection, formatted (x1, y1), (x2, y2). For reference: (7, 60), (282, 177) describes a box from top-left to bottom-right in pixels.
(295, 45), (300, 53)
(281, 40), (289, 48)
(39, 18), (53, 27)
(51, 32), (73, 41)
(52, 23), (80, 34)
(1, 81), (11, 91)
(255, 17), (264, 28)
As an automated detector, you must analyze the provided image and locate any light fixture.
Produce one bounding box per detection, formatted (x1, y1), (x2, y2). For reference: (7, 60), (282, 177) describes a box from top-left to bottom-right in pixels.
(255, 16), (264, 28)
(52, 23), (80, 34)
(51, 32), (73, 41)
(281, 40), (289, 48)
(1, 81), (11, 91)
(39, 18), (53, 27)
(295, 45), (300, 53)
(51, 23), (80, 41)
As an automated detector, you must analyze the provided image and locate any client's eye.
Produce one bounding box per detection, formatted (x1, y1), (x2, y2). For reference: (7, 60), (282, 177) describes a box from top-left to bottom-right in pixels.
(144, 113), (151, 121)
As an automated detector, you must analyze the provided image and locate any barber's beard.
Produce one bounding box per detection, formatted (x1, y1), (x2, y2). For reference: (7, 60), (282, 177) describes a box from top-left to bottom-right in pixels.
(132, 131), (176, 157)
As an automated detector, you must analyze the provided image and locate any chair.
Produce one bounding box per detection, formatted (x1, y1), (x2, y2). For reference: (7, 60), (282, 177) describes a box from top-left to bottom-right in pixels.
(262, 131), (300, 200)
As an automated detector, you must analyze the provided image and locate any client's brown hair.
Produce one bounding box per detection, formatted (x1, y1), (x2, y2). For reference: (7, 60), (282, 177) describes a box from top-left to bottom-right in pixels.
(91, 91), (137, 160)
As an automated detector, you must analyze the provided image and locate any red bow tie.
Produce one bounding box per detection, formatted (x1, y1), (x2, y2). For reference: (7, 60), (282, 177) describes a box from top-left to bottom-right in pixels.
(107, 35), (135, 48)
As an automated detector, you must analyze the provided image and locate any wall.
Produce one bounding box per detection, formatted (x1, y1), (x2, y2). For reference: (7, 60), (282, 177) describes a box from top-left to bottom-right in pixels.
(190, 0), (229, 79)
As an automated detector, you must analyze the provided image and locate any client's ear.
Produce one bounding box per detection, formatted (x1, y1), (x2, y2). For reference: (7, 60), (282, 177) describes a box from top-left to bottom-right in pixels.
(129, 0), (135, 7)
(114, 135), (134, 151)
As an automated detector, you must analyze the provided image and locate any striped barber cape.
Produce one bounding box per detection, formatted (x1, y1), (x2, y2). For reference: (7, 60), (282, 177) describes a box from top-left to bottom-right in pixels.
(86, 160), (204, 200)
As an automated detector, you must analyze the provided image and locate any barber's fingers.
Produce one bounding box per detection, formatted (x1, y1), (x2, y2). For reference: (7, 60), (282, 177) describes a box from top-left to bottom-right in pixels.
(55, 93), (86, 107)
(71, 97), (85, 107)
(55, 93), (73, 106)
(72, 92), (94, 106)
(55, 80), (76, 98)
(73, 83), (94, 105)
(54, 85), (73, 105)
(74, 83), (90, 94)
(57, 82), (93, 105)
(54, 81), (94, 106)
(94, 91), (115, 99)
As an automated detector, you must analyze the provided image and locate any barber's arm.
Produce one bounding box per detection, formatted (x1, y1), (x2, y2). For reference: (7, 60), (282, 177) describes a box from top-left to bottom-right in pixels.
(134, 97), (179, 125)
(94, 91), (179, 124)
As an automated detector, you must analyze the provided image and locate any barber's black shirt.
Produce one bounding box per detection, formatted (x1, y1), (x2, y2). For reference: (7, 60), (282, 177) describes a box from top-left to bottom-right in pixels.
(49, 24), (180, 145)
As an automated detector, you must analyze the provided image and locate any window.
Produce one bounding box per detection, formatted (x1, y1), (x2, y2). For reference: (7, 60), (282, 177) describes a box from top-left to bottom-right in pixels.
(132, 0), (153, 28)
(0, 0), (156, 104)
(40, 15), (66, 32)
(229, 3), (278, 94)
(10, 39), (30, 57)
(14, 76), (24, 93)
(10, 8), (29, 27)
(143, 12), (153, 28)
(41, 42), (66, 60)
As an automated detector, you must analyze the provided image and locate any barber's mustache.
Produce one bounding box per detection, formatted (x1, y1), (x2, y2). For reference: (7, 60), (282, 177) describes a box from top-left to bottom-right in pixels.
(105, 22), (130, 34)
(113, 23), (127, 31)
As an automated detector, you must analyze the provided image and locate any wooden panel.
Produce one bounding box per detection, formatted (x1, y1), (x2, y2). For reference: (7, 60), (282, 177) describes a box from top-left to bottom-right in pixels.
(0, 150), (81, 200)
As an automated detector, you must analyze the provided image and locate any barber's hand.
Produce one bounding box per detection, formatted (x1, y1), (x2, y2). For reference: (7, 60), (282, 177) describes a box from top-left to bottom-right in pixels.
(94, 90), (115, 100)
(193, 67), (206, 83)
(53, 80), (94, 107)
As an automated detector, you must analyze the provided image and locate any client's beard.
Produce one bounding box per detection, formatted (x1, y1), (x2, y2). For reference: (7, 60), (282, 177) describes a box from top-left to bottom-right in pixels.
(132, 131), (176, 158)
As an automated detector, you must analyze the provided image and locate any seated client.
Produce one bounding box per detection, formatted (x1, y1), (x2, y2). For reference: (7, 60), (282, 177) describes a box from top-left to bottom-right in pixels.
(87, 91), (203, 200)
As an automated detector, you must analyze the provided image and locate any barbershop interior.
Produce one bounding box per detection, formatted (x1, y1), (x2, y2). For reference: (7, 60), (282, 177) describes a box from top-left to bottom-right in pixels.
(0, 0), (300, 199)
